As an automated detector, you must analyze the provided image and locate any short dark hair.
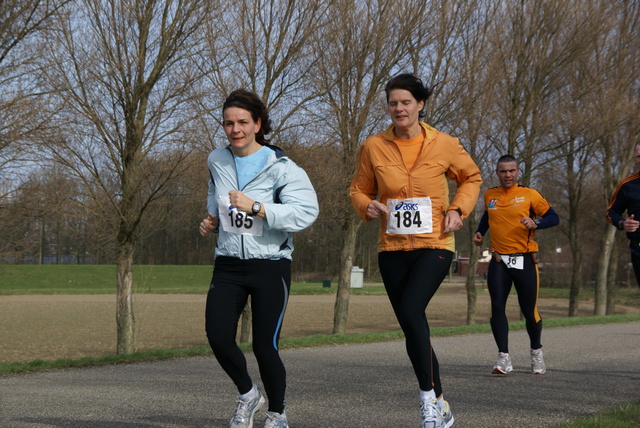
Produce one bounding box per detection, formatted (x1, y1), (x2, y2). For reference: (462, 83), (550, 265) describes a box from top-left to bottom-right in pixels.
(384, 73), (432, 118)
(496, 154), (518, 170)
(223, 89), (273, 145)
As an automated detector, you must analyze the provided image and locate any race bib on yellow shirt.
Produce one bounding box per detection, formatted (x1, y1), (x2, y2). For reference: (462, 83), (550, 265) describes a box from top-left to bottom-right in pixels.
(218, 195), (264, 236)
(386, 197), (433, 234)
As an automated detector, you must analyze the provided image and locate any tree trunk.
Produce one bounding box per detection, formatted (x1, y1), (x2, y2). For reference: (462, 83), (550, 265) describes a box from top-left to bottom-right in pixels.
(39, 218), (45, 265)
(116, 242), (135, 354)
(568, 224), (582, 317)
(568, 253), (582, 317)
(594, 226), (617, 315)
(465, 213), (480, 325)
(333, 215), (360, 334)
(465, 248), (478, 325)
(606, 242), (619, 315)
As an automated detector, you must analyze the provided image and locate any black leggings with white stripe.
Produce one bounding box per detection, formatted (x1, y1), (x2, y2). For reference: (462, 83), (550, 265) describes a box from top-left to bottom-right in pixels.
(378, 248), (453, 397)
(205, 256), (291, 414)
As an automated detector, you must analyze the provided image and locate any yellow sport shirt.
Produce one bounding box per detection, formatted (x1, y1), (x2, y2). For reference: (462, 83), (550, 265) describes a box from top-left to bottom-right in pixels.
(483, 184), (552, 254)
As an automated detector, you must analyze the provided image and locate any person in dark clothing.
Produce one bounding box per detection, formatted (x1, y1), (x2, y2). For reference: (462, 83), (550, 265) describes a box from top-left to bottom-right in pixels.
(606, 140), (640, 289)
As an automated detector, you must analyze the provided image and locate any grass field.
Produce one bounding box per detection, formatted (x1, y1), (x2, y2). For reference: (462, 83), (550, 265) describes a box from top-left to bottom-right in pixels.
(0, 264), (213, 294)
(555, 401), (640, 428)
(0, 264), (385, 295)
(2, 264), (639, 304)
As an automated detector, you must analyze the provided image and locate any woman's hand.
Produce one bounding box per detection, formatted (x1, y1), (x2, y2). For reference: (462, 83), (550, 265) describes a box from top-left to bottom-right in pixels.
(228, 190), (254, 213)
(199, 213), (219, 237)
(366, 200), (388, 220)
(443, 209), (463, 233)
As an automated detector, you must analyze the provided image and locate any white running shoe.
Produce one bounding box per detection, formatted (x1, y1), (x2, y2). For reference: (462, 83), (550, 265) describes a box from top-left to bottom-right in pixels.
(229, 384), (266, 428)
(421, 399), (454, 428)
(531, 348), (546, 374)
(492, 352), (513, 374)
(264, 411), (289, 428)
(438, 400), (455, 428)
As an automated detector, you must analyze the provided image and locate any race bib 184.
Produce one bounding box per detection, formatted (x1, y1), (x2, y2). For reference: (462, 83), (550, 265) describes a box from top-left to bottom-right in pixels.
(217, 195), (264, 236)
(386, 197), (433, 234)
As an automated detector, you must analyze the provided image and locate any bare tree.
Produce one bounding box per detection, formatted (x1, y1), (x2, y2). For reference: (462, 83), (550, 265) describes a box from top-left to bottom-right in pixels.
(442, 0), (500, 324)
(546, 117), (597, 316)
(0, 1), (71, 199)
(40, 0), (214, 354)
(201, 0), (330, 140)
(487, 0), (594, 185)
(526, 1), (610, 316)
(590, 1), (640, 315)
(308, 0), (428, 334)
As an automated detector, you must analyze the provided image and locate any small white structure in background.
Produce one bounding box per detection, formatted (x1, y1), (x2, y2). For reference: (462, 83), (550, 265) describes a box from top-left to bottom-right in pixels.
(479, 248), (492, 263)
(350, 266), (364, 288)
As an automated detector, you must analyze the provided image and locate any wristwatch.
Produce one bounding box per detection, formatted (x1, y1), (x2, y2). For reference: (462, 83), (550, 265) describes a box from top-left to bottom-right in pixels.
(251, 201), (261, 216)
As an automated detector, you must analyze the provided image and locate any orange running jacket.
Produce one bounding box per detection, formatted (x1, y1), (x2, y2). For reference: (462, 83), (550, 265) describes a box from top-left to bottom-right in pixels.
(350, 122), (482, 253)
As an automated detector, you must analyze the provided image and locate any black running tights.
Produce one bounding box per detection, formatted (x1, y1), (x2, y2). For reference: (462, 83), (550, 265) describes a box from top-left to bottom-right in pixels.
(487, 255), (542, 353)
(205, 256), (291, 413)
(378, 248), (453, 396)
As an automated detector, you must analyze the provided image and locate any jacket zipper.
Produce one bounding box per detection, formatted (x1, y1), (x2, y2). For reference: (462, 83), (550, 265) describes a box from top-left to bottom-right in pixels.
(394, 139), (416, 250)
(228, 147), (247, 260)
(409, 174), (416, 249)
(230, 147), (281, 259)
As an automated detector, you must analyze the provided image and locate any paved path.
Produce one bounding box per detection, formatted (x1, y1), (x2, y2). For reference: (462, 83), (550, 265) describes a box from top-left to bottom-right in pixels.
(1, 322), (639, 427)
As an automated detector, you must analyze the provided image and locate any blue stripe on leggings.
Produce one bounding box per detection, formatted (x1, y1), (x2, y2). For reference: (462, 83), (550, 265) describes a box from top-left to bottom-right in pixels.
(272, 276), (289, 350)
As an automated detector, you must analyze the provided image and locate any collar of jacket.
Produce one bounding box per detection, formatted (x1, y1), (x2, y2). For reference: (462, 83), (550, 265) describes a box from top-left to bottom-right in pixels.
(224, 143), (287, 159)
(380, 121), (438, 143)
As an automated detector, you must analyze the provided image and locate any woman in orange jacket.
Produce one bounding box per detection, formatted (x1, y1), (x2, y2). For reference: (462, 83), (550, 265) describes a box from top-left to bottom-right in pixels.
(350, 73), (481, 428)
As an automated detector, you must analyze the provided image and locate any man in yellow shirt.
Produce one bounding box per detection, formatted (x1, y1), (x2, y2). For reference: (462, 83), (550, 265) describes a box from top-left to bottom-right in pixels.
(473, 155), (559, 375)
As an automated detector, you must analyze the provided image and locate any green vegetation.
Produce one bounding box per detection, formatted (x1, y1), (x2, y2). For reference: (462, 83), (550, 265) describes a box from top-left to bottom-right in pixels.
(4, 265), (638, 304)
(536, 286), (640, 307)
(0, 265), (213, 294)
(554, 401), (640, 427)
(290, 281), (388, 295)
(0, 264), (389, 295)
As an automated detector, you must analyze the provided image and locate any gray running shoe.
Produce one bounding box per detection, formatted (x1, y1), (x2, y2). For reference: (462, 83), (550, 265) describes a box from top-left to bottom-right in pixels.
(421, 399), (440, 428)
(531, 348), (546, 374)
(492, 352), (513, 374)
(264, 411), (289, 428)
(421, 399), (454, 428)
(438, 400), (454, 428)
(229, 385), (266, 428)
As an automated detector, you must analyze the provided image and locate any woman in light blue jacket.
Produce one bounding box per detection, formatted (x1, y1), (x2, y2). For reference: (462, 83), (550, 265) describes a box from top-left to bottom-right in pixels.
(199, 89), (319, 428)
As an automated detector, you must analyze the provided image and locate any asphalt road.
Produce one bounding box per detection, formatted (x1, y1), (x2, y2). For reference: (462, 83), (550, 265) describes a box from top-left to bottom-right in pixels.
(1, 322), (639, 428)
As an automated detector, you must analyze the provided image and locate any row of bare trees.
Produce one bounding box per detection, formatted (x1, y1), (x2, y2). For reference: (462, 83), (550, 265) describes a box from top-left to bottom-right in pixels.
(1, 0), (639, 353)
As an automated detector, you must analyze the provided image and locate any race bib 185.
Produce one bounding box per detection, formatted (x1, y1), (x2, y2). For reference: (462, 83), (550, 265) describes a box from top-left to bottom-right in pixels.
(386, 197), (433, 234)
(217, 195), (264, 236)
